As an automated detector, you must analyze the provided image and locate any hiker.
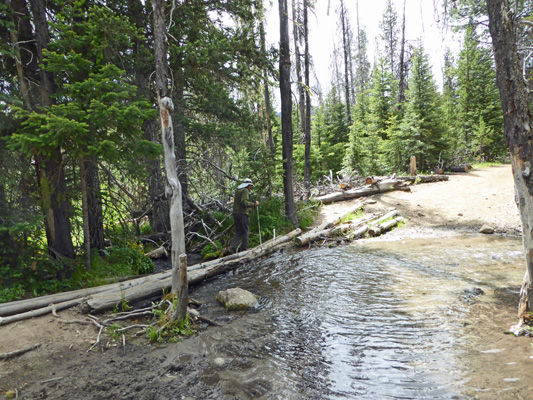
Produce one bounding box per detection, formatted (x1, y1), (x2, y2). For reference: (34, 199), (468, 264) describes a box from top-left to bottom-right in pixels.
(229, 178), (259, 254)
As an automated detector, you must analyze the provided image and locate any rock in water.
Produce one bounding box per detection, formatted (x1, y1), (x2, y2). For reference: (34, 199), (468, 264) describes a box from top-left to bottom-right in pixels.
(217, 288), (258, 310)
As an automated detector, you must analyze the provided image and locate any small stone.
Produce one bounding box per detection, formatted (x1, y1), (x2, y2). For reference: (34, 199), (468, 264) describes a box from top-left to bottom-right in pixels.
(479, 224), (494, 234)
(213, 357), (226, 367)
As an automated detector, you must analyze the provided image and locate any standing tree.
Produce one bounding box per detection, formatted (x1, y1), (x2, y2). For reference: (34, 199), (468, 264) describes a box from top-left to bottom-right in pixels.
(338, 0), (352, 124)
(27, 0), (75, 263)
(379, 0), (399, 79)
(486, 0), (533, 326)
(151, 0), (187, 319)
(279, 0), (298, 225)
(303, 0), (312, 197)
(456, 23), (503, 159)
(399, 43), (448, 171)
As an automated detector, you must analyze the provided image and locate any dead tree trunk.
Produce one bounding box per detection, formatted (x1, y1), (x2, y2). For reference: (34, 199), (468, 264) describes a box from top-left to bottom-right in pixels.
(151, 0), (186, 309)
(486, 0), (533, 324)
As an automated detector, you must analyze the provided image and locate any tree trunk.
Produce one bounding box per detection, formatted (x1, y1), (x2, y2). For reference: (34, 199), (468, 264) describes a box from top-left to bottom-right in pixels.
(171, 253), (188, 322)
(28, 0), (75, 262)
(486, 0), (533, 323)
(259, 22), (274, 156)
(151, 0), (186, 308)
(279, 0), (298, 225)
(303, 0), (311, 198)
(173, 87), (189, 198)
(398, 0), (407, 109)
(340, 0), (352, 124)
(85, 157), (105, 250)
(292, 0), (305, 140)
(79, 157), (91, 271)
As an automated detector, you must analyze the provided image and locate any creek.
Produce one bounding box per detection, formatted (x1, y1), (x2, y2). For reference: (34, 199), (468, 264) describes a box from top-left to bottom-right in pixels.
(178, 233), (532, 399)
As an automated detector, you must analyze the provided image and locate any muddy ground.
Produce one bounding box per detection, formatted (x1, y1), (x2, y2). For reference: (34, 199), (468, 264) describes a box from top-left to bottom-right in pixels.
(0, 165), (525, 400)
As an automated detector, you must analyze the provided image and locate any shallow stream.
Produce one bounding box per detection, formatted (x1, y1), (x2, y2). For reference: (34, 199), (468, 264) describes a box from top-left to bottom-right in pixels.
(179, 233), (532, 399)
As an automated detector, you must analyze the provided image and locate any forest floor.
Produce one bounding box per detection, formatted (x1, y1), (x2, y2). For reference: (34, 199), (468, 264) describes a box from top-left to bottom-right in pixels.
(0, 164), (524, 399)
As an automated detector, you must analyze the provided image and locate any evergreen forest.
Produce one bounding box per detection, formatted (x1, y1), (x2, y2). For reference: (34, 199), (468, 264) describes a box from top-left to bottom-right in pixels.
(0, 0), (528, 302)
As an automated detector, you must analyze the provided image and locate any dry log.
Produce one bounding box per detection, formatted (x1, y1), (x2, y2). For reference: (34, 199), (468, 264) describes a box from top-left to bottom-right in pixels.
(0, 343), (42, 360)
(397, 175), (449, 184)
(297, 213), (377, 246)
(316, 179), (410, 205)
(372, 210), (399, 225)
(0, 298), (84, 326)
(369, 216), (404, 236)
(351, 224), (370, 238)
(365, 176), (379, 185)
(0, 282), (132, 317)
(329, 214), (376, 236)
(449, 164), (472, 173)
(145, 246), (168, 259)
(295, 202), (364, 246)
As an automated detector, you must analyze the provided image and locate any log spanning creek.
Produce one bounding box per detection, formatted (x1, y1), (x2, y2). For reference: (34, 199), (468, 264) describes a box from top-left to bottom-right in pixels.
(182, 233), (533, 399)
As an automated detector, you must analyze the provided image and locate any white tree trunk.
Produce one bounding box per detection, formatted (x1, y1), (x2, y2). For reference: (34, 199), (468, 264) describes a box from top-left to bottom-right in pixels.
(158, 96), (186, 295)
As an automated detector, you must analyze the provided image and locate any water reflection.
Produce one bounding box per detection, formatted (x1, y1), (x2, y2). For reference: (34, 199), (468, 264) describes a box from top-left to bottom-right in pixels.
(187, 234), (526, 399)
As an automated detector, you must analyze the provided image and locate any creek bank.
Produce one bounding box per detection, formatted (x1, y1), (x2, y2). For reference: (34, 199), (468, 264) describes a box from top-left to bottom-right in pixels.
(0, 164), (525, 399)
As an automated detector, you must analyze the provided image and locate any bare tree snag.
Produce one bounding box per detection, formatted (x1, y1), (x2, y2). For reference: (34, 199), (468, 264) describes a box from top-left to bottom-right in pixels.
(151, 0), (186, 300)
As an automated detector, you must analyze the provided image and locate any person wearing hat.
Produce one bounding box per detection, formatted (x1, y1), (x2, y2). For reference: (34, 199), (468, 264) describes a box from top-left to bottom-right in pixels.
(228, 178), (259, 254)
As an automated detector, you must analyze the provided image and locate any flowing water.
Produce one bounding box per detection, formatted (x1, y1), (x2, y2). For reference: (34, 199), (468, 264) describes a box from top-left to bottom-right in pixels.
(179, 233), (533, 399)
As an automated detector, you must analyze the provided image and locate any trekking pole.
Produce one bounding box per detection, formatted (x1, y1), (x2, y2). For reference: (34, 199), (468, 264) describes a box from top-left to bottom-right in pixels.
(257, 205), (262, 246)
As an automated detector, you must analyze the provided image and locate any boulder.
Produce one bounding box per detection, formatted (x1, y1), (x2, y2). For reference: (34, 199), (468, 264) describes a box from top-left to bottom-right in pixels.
(217, 288), (258, 310)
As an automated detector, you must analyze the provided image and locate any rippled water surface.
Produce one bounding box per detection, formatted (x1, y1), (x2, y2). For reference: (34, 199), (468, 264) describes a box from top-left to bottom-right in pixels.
(185, 234), (530, 399)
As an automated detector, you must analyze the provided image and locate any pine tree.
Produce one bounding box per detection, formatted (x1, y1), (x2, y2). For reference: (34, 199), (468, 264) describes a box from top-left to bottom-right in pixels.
(399, 43), (448, 171)
(456, 24), (504, 160)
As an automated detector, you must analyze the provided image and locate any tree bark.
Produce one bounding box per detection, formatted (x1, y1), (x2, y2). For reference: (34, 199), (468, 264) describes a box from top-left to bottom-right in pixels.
(486, 0), (533, 323)
(79, 157), (91, 271)
(279, 0), (299, 225)
(171, 253), (188, 322)
(85, 157), (105, 250)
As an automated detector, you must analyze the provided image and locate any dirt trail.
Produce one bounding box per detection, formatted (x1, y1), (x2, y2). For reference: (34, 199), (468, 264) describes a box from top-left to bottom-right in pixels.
(0, 164), (524, 399)
(313, 164), (521, 237)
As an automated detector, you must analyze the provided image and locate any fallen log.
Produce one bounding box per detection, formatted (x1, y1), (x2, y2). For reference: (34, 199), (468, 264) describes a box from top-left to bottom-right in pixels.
(0, 280), (152, 317)
(295, 202), (364, 246)
(81, 228), (302, 313)
(371, 210), (399, 225)
(316, 179), (410, 205)
(396, 175), (449, 184)
(145, 246), (168, 259)
(0, 298), (84, 326)
(298, 213), (376, 246)
(448, 164), (472, 173)
(368, 217), (404, 236)
(365, 176), (379, 185)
